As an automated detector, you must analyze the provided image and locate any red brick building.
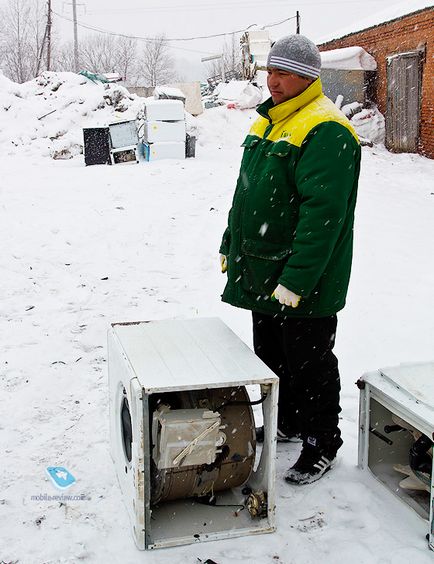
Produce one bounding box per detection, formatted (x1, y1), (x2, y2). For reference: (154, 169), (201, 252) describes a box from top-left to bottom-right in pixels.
(318, 6), (433, 158)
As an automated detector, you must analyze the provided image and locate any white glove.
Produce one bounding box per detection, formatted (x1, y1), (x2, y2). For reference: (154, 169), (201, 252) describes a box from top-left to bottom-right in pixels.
(272, 284), (301, 308)
(219, 254), (227, 273)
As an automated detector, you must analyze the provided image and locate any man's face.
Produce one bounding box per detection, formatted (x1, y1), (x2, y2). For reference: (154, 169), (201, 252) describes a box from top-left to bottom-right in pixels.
(267, 67), (312, 105)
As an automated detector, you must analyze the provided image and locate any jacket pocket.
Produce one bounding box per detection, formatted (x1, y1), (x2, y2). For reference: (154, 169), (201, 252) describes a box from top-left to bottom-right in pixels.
(265, 140), (292, 158)
(241, 238), (291, 296)
(241, 135), (261, 149)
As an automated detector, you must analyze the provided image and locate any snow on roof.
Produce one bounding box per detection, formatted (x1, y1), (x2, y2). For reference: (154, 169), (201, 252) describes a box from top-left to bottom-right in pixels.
(102, 72), (122, 82)
(154, 86), (186, 100)
(316, 0), (433, 45)
(321, 46), (377, 70)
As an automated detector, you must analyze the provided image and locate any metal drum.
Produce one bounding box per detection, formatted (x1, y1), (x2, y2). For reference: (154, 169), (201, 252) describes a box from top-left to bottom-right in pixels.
(149, 386), (256, 505)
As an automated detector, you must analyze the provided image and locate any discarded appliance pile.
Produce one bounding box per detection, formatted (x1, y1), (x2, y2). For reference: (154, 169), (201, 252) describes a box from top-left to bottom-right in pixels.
(83, 98), (196, 165)
(0, 70), (142, 159)
(202, 79), (263, 110)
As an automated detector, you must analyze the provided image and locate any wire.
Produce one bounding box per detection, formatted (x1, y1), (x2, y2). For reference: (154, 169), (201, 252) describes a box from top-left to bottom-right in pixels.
(195, 496), (245, 512)
(166, 16), (296, 41)
(216, 394), (268, 411)
(87, 0), (290, 15)
(86, 0), (389, 16)
(52, 11), (215, 54)
(52, 11), (296, 44)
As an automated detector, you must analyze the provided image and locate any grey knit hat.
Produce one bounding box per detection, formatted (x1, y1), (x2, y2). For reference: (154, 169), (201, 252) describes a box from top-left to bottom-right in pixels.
(267, 34), (321, 79)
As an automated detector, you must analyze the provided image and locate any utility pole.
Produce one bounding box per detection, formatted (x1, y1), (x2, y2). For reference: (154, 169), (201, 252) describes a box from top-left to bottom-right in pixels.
(296, 11), (300, 34)
(36, 0), (52, 76)
(72, 0), (79, 72)
(47, 0), (52, 70)
(63, 1), (84, 72)
(36, 28), (47, 76)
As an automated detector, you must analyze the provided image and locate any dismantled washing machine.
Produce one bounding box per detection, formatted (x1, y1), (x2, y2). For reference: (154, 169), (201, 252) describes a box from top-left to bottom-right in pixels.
(108, 317), (279, 549)
(358, 362), (434, 551)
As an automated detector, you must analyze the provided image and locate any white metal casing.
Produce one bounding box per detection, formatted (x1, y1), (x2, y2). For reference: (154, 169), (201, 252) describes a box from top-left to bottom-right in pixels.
(143, 141), (185, 161)
(108, 317), (279, 550)
(110, 145), (138, 165)
(358, 362), (434, 551)
(143, 99), (185, 121)
(143, 120), (186, 143)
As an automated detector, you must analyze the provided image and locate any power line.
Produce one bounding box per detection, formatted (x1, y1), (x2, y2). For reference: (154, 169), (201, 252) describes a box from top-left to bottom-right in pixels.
(52, 12), (296, 44)
(85, 0), (290, 16)
(52, 11), (214, 53)
(85, 0), (388, 15)
(165, 16), (296, 41)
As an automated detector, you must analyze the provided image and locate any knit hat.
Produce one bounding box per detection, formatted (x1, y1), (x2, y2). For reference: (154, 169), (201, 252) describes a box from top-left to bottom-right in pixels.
(267, 34), (321, 80)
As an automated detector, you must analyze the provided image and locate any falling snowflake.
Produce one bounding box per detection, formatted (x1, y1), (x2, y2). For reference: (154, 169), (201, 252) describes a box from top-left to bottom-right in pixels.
(259, 223), (269, 236)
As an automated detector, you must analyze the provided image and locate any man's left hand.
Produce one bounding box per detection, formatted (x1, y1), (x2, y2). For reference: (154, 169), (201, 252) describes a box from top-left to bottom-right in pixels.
(219, 254), (228, 273)
(272, 284), (301, 308)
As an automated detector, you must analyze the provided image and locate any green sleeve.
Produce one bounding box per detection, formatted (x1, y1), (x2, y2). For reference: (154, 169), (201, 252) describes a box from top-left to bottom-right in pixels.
(219, 226), (231, 255)
(278, 121), (360, 296)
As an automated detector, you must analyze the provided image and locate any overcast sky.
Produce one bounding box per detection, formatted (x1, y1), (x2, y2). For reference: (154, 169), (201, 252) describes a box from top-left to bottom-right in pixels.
(2, 0), (428, 80)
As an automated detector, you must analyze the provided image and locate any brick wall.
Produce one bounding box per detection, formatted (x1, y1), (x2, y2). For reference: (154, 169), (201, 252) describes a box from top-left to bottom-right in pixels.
(319, 7), (434, 158)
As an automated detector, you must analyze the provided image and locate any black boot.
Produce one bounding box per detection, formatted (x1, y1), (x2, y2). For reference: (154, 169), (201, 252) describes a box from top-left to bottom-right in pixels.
(255, 425), (302, 443)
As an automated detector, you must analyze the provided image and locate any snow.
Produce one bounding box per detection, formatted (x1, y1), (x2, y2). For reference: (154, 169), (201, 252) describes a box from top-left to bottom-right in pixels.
(350, 106), (386, 145)
(321, 47), (377, 71)
(0, 70), (143, 159)
(217, 80), (263, 109)
(154, 86), (186, 100)
(316, 0), (433, 44)
(1, 98), (434, 563)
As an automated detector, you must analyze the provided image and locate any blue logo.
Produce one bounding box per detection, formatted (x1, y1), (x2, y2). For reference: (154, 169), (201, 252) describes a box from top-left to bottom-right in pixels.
(46, 467), (76, 490)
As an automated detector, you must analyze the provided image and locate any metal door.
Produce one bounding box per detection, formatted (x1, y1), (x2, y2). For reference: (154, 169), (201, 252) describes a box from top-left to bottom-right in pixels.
(386, 51), (422, 153)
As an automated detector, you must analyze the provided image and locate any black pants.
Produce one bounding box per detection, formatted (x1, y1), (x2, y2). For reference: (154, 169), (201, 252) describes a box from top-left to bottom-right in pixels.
(252, 311), (343, 452)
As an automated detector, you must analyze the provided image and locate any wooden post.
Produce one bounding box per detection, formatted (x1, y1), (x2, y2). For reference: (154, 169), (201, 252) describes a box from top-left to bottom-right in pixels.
(47, 0), (52, 70)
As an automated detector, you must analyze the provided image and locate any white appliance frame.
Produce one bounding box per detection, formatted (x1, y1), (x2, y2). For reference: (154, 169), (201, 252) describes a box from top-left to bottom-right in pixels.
(358, 365), (434, 551)
(108, 317), (279, 550)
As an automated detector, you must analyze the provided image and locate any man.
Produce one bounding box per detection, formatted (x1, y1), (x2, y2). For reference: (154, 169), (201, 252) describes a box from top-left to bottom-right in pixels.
(219, 35), (361, 485)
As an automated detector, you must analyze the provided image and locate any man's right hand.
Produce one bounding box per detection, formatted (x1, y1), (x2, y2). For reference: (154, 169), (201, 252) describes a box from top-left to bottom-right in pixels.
(219, 254), (227, 273)
(272, 284), (301, 307)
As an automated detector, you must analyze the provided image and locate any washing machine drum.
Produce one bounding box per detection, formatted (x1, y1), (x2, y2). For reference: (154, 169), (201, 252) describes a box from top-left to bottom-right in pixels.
(148, 386), (256, 505)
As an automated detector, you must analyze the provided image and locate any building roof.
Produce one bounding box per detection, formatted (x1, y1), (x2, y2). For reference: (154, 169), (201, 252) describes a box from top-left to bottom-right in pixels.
(321, 46), (377, 70)
(316, 0), (433, 45)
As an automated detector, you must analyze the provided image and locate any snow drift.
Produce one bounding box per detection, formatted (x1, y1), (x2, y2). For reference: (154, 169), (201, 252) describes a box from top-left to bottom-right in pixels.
(0, 70), (143, 159)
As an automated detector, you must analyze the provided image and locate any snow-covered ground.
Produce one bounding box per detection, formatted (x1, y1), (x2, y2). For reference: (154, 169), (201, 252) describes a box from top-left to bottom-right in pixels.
(1, 105), (434, 564)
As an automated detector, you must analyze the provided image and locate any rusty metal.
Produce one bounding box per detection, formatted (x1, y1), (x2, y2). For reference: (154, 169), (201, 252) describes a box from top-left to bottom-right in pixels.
(246, 490), (268, 518)
(150, 386), (255, 504)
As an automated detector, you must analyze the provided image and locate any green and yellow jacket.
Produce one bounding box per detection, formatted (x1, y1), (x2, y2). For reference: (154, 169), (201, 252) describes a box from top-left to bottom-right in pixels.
(220, 78), (361, 317)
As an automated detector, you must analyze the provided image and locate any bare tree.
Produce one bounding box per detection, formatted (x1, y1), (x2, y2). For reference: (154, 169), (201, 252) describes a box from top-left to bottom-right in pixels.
(224, 33), (242, 77)
(136, 35), (177, 86)
(52, 39), (76, 72)
(0, 0), (46, 82)
(79, 34), (119, 74)
(206, 34), (242, 81)
(0, 6), (172, 87)
(115, 36), (138, 82)
(54, 34), (138, 82)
